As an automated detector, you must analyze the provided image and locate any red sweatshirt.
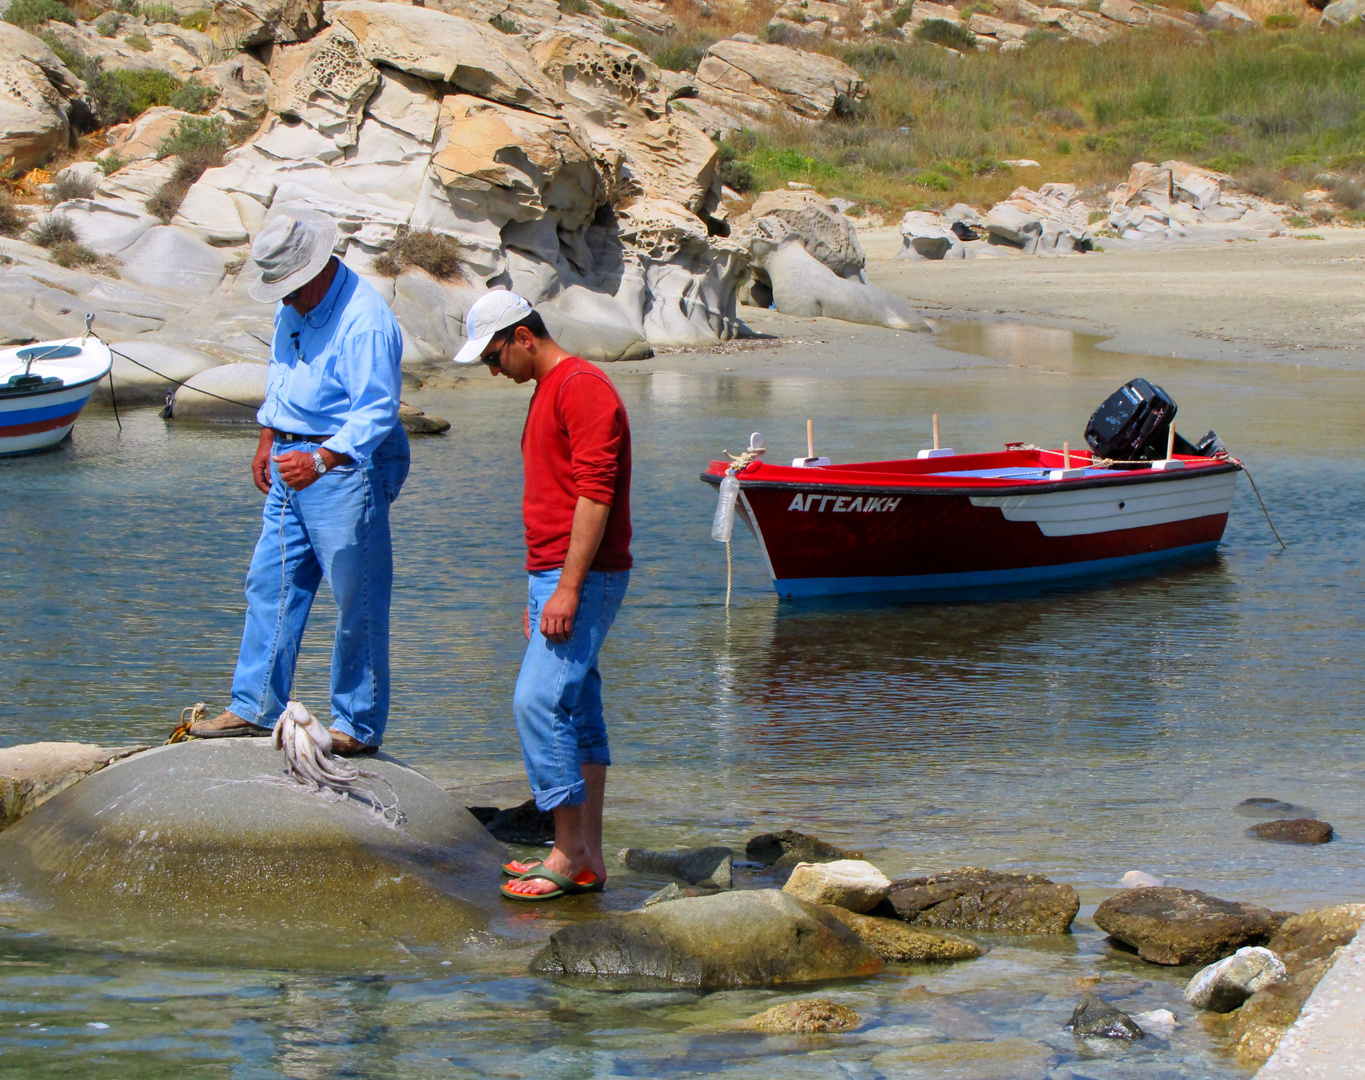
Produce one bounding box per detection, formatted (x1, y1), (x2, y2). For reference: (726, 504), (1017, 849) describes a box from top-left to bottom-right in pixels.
(521, 357), (632, 573)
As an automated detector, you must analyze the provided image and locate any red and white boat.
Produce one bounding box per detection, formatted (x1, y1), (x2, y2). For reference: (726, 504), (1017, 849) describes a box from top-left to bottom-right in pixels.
(703, 437), (1241, 600)
(0, 335), (112, 457)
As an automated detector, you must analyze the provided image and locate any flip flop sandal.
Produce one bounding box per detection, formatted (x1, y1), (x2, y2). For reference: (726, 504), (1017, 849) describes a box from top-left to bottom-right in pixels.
(502, 858), (544, 878)
(500, 867), (604, 902)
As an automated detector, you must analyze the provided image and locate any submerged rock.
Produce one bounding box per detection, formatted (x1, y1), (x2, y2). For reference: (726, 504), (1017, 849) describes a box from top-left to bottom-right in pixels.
(1066, 992), (1144, 1040)
(1185, 946), (1286, 1012)
(745, 829), (861, 869)
(0, 740), (506, 962)
(398, 402), (451, 435)
(888, 867), (1080, 934)
(743, 998), (861, 1034)
(822, 906), (982, 963)
(619, 845), (733, 888)
(1131, 1008), (1178, 1036)
(467, 798), (554, 844)
(1093, 887), (1283, 967)
(643, 882), (721, 907)
(1119, 870), (1166, 889)
(1249, 818), (1334, 845)
(530, 889), (884, 989)
(782, 859), (891, 913)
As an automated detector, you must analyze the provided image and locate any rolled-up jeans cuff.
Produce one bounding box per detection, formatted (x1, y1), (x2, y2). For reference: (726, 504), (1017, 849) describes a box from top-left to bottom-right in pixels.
(579, 749), (611, 767)
(533, 780), (586, 812)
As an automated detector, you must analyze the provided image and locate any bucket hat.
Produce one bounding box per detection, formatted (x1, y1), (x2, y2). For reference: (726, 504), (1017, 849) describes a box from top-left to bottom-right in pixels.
(452, 290), (534, 365)
(248, 209), (338, 304)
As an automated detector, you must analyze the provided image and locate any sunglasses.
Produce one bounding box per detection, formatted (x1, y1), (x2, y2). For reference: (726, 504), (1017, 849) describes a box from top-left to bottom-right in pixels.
(481, 336), (510, 367)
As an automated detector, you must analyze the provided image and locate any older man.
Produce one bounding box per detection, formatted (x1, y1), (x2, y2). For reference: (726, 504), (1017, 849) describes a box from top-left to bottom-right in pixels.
(453, 291), (631, 901)
(183, 209), (409, 754)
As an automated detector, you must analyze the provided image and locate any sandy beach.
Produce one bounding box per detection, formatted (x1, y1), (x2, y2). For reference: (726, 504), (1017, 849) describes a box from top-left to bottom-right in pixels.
(598, 228), (1365, 380)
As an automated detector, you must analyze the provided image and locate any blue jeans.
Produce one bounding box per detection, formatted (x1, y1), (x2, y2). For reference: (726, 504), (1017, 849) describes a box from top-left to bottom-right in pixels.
(514, 568), (629, 810)
(228, 426), (409, 746)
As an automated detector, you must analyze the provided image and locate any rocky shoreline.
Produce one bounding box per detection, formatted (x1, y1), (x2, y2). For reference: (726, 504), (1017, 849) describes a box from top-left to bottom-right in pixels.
(0, 737), (1356, 1071)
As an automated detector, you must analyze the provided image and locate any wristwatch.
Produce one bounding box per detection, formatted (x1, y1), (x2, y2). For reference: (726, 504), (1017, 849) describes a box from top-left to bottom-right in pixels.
(311, 450), (328, 475)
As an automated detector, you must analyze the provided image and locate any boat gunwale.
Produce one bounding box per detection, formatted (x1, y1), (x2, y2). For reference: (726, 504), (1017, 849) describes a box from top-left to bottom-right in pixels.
(700, 459), (1242, 500)
(0, 370), (108, 403)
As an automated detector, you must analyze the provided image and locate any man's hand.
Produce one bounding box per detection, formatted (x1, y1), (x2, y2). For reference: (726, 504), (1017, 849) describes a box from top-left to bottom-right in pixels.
(252, 430), (273, 494)
(271, 447), (349, 491)
(540, 584), (580, 643)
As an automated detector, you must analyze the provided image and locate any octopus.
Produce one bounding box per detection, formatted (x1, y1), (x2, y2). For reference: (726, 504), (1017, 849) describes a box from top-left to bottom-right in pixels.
(272, 700), (400, 823)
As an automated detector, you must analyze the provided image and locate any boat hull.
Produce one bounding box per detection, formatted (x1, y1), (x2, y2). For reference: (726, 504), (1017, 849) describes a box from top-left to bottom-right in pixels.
(0, 380), (102, 456)
(0, 339), (112, 457)
(709, 463), (1239, 599)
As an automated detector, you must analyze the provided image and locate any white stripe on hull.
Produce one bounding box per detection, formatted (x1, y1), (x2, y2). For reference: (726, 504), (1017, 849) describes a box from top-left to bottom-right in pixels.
(970, 470), (1237, 536)
(0, 381), (98, 416)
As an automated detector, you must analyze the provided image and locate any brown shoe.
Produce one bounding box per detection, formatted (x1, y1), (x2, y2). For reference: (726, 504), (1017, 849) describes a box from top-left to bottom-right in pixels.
(329, 729), (379, 756)
(189, 711), (272, 738)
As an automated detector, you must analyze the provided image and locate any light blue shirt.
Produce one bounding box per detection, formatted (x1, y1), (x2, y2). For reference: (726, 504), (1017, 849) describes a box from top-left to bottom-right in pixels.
(256, 261), (403, 466)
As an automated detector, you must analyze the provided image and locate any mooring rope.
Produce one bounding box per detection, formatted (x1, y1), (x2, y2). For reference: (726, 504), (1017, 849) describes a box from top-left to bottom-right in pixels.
(1228, 456), (1287, 551)
(718, 447), (764, 609)
(108, 346), (260, 418)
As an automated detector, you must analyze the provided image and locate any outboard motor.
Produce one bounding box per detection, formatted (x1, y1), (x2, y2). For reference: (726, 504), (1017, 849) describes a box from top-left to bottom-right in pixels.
(1085, 378), (1223, 465)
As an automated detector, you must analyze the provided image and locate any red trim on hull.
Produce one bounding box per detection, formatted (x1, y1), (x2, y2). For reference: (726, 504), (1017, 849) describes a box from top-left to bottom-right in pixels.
(0, 410), (82, 437)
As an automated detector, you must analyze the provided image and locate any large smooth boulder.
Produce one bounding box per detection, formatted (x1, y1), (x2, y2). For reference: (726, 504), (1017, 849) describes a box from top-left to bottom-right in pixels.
(1093, 887), (1283, 966)
(695, 39), (866, 122)
(898, 210), (968, 261)
(118, 226), (231, 294)
(736, 189), (865, 278)
(100, 107), (196, 166)
(1228, 904), (1365, 1065)
(888, 867), (1080, 934)
(531, 889), (884, 989)
(92, 340), (223, 404)
(0, 742), (148, 830)
(0, 740), (507, 964)
(745, 219), (928, 332)
(985, 183), (1092, 255)
(170, 360), (267, 421)
(51, 199), (159, 256)
(1185, 946), (1286, 1012)
(538, 284), (652, 361)
(0, 25), (81, 173)
(328, 1), (561, 116)
(1321, 0), (1365, 24)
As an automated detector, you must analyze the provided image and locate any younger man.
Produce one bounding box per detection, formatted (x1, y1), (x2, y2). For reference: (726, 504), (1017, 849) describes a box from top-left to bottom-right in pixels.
(454, 293), (631, 900)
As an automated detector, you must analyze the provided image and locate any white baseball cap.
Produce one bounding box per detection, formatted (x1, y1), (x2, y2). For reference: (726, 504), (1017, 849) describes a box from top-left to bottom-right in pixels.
(452, 290), (534, 364)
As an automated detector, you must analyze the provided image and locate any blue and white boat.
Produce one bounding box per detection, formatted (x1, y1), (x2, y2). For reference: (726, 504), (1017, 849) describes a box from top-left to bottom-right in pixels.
(0, 336), (112, 456)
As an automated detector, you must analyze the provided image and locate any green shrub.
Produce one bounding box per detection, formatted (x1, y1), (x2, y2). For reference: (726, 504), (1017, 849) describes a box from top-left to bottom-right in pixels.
(114, 66), (182, 119)
(489, 12), (518, 32)
(156, 114), (226, 159)
(915, 169), (953, 190)
(95, 11), (119, 34)
(97, 153), (125, 175)
(30, 212), (78, 248)
(124, 31), (151, 50)
(141, 2), (175, 20)
(559, 0), (589, 12)
(2, 0), (75, 28)
(168, 76), (216, 113)
(653, 41), (708, 70)
(611, 29), (647, 49)
(914, 18), (976, 51)
(596, 0), (627, 16)
(891, 2), (914, 26)
(0, 192), (25, 237)
(1329, 175), (1365, 210)
(37, 28), (83, 70)
(1264, 12), (1298, 28)
(179, 9), (209, 29)
(719, 157), (755, 192)
(833, 91), (868, 121)
(49, 240), (100, 268)
(1159, 0), (1204, 12)
(47, 169), (97, 204)
(1240, 168), (1296, 204)
(372, 226), (466, 280)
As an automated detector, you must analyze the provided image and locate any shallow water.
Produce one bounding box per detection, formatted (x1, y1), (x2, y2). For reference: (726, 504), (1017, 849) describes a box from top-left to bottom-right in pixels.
(1, 322), (1362, 1078)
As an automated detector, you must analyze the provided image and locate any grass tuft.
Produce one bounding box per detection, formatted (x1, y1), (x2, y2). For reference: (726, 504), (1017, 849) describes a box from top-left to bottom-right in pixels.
(30, 212), (78, 248)
(372, 226), (467, 280)
(48, 240), (101, 268)
(915, 18), (977, 50)
(179, 8), (208, 29)
(0, 191), (26, 237)
(97, 153), (126, 176)
(489, 12), (519, 33)
(47, 169), (97, 204)
(123, 31), (151, 50)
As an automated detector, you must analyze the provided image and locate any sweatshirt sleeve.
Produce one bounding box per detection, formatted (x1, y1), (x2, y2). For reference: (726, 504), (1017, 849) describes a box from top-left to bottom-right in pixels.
(558, 371), (623, 505)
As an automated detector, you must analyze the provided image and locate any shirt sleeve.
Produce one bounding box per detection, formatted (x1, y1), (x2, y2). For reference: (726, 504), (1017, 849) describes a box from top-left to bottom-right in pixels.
(321, 326), (402, 465)
(558, 372), (623, 505)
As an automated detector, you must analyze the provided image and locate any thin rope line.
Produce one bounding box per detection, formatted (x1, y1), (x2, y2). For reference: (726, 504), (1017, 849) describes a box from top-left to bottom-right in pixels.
(1230, 457), (1287, 550)
(109, 347), (260, 411)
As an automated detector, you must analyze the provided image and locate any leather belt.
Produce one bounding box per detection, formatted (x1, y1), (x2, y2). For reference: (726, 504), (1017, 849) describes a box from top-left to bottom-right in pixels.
(273, 429), (330, 443)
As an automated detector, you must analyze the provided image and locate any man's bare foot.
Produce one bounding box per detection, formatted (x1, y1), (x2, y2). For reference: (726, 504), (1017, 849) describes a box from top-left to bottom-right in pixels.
(188, 711), (270, 738)
(501, 850), (603, 897)
(328, 729), (379, 756)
